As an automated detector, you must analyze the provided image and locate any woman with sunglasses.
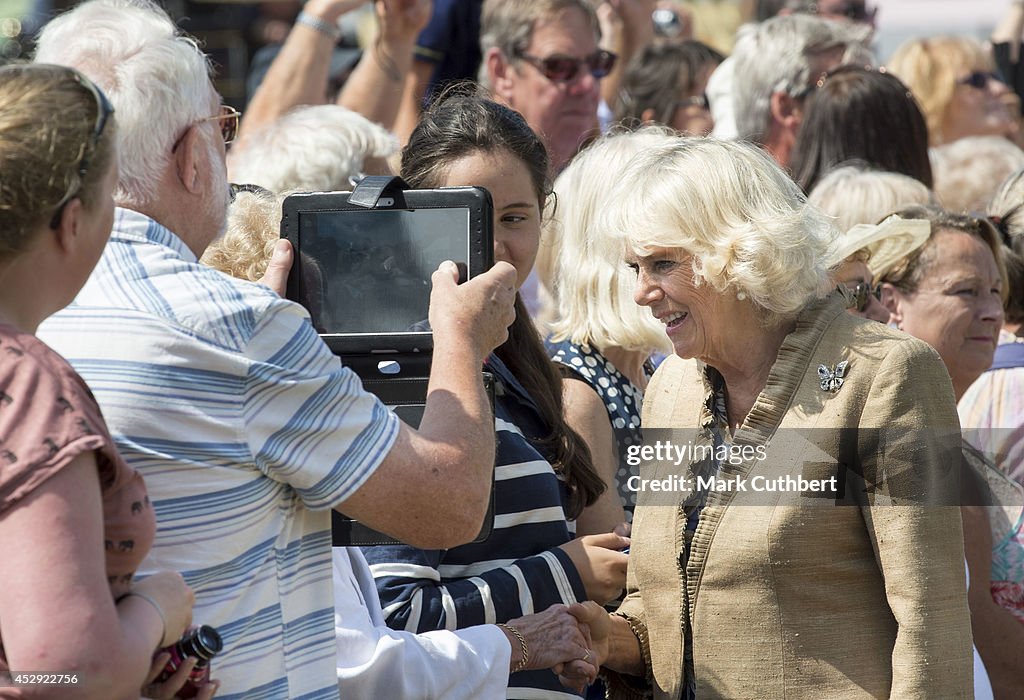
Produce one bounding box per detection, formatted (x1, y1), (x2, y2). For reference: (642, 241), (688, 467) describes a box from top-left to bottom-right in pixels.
(824, 215), (931, 325)
(887, 36), (1017, 147)
(0, 64), (206, 699)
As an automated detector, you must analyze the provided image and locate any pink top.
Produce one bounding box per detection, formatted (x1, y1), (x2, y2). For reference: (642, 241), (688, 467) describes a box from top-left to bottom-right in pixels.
(0, 324), (156, 677)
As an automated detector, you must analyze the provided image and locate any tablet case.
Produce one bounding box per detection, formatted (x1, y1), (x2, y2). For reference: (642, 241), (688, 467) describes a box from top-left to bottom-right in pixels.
(281, 178), (496, 547)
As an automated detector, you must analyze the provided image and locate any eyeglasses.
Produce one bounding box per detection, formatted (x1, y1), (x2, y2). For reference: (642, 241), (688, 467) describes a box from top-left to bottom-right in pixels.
(513, 49), (617, 83)
(847, 282), (882, 312)
(958, 71), (1001, 90)
(49, 70), (115, 229)
(172, 104), (241, 152)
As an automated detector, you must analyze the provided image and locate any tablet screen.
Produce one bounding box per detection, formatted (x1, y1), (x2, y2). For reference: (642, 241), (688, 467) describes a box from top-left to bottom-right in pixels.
(297, 207), (470, 334)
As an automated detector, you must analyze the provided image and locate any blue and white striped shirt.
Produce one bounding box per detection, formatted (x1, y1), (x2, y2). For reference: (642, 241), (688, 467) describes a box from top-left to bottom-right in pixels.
(38, 208), (399, 700)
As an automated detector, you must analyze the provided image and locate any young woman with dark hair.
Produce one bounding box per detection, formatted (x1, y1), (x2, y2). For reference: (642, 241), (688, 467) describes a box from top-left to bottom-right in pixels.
(363, 93), (628, 700)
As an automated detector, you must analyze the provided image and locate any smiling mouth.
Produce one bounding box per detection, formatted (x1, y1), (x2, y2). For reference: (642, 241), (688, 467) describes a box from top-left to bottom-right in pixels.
(662, 311), (688, 331)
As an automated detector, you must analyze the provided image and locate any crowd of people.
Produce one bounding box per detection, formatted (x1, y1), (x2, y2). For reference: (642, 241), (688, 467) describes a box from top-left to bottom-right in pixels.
(1, 0), (1023, 699)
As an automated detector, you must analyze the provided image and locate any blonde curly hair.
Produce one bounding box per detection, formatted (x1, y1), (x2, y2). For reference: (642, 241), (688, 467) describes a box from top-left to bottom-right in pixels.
(201, 190), (281, 281)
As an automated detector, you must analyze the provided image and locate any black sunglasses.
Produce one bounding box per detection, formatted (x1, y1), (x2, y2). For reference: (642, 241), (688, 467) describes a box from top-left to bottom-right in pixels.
(49, 70), (115, 229)
(848, 282), (882, 312)
(514, 49), (617, 83)
(959, 71), (1001, 90)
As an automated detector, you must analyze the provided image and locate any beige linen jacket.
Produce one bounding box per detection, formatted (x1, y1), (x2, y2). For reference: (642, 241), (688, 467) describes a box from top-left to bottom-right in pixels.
(609, 295), (974, 700)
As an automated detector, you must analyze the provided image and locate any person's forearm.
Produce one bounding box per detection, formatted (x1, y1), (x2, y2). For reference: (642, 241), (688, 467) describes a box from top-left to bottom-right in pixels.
(337, 34), (417, 130)
(239, 0), (352, 143)
(414, 337), (494, 527)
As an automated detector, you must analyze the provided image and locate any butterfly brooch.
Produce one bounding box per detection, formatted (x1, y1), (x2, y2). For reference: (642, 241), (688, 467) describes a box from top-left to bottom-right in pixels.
(817, 360), (849, 393)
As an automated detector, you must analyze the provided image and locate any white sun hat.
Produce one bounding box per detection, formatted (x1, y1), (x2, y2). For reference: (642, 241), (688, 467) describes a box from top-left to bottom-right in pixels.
(825, 214), (931, 277)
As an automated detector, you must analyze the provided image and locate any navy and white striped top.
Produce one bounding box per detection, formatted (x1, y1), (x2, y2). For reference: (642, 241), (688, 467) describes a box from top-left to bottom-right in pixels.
(38, 208), (399, 700)
(363, 355), (586, 699)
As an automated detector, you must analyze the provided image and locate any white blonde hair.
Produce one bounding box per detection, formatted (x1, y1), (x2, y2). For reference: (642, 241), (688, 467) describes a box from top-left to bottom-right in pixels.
(600, 137), (833, 323)
(931, 136), (1024, 215)
(537, 127), (674, 354)
(809, 164), (934, 232)
(34, 0), (216, 209)
(227, 104), (398, 193)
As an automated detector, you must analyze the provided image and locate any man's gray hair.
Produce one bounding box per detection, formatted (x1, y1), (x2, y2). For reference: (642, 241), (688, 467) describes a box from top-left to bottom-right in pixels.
(732, 14), (872, 144)
(478, 0), (598, 89)
(34, 0), (215, 208)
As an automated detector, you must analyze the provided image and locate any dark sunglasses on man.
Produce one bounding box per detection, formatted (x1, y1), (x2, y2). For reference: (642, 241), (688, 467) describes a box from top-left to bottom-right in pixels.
(513, 49), (617, 83)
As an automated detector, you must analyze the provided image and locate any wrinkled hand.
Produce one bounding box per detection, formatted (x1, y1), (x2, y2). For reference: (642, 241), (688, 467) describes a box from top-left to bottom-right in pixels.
(507, 604), (597, 691)
(377, 0), (433, 43)
(558, 532), (630, 604)
(557, 601), (613, 689)
(428, 260), (517, 361)
(257, 240), (293, 297)
(133, 571), (195, 648)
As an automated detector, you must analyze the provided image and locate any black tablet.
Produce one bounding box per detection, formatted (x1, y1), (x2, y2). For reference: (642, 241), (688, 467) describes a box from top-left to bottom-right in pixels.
(281, 186), (493, 355)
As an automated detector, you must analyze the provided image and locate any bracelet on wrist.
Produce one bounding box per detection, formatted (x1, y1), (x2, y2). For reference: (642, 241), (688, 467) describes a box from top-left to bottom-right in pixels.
(497, 623), (529, 673)
(116, 591), (167, 648)
(296, 11), (342, 42)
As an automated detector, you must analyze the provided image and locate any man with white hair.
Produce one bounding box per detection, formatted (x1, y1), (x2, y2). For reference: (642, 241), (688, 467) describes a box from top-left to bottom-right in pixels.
(33, 1), (517, 697)
(729, 13), (872, 168)
(712, 7), (872, 146)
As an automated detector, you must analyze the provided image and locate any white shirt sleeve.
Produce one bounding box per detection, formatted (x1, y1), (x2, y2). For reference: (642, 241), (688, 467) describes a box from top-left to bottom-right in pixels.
(333, 547), (512, 700)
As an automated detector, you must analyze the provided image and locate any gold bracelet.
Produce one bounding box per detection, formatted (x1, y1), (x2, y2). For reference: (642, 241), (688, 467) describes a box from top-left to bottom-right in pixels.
(497, 623), (529, 673)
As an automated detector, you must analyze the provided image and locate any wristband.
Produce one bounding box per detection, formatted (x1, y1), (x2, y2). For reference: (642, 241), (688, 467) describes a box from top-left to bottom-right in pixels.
(116, 591), (167, 647)
(296, 11), (342, 42)
(497, 623), (529, 673)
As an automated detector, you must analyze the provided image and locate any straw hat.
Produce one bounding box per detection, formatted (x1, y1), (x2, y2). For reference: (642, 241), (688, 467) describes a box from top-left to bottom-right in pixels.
(826, 214), (931, 277)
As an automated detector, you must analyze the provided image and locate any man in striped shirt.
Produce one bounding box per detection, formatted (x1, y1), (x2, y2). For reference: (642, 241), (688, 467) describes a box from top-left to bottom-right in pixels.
(33, 1), (517, 698)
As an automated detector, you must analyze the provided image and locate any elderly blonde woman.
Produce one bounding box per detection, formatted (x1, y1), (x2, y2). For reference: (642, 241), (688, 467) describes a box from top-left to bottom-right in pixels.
(563, 138), (973, 699)
(887, 36), (1016, 146)
(536, 128), (674, 527)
